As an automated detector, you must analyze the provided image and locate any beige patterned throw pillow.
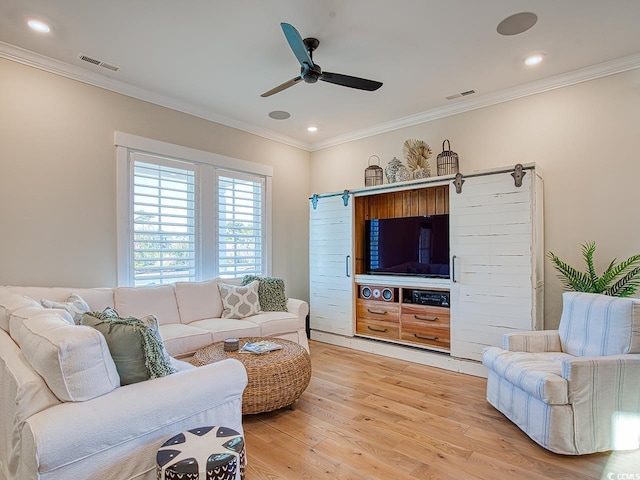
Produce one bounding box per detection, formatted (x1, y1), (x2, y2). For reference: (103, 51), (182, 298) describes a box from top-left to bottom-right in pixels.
(218, 281), (260, 319)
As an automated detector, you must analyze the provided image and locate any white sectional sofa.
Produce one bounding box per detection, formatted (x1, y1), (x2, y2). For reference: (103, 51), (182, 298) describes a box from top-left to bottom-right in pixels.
(0, 279), (310, 480)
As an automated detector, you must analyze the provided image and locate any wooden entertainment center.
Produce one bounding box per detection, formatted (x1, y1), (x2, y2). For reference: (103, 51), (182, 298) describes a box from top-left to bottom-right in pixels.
(309, 164), (543, 375)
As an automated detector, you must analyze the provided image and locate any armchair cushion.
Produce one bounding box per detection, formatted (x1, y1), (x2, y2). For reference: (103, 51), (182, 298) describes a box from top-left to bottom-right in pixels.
(483, 347), (572, 404)
(559, 292), (640, 356)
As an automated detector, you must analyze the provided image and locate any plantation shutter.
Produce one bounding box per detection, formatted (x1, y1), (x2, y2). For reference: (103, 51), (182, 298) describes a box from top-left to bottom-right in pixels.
(131, 152), (197, 286)
(217, 171), (265, 278)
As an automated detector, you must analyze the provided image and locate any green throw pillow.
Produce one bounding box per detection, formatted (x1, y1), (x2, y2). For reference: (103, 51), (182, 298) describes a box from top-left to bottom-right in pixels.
(242, 275), (288, 312)
(81, 308), (175, 385)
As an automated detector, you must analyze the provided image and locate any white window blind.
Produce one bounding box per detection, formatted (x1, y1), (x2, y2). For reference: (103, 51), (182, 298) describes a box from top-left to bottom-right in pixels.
(131, 153), (196, 286)
(217, 172), (264, 278)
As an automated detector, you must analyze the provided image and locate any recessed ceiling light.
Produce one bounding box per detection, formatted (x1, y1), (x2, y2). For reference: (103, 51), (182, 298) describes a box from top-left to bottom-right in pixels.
(497, 12), (537, 36)
(525, 53), (545, 66)
(307, 126), (318, 132)
(268, 110), (290, 120)
(27, 19), (51, 33)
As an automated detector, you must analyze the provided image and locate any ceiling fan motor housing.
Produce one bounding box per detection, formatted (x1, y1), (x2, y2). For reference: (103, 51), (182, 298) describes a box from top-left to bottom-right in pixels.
(302, 63), (322, 83)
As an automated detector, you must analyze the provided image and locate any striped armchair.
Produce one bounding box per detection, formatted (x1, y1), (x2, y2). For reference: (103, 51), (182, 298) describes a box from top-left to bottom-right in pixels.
(483, 292), (640, 455)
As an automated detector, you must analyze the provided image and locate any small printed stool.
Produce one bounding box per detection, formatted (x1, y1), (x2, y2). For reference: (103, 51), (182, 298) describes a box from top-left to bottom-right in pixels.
(156, 426), (245, 480)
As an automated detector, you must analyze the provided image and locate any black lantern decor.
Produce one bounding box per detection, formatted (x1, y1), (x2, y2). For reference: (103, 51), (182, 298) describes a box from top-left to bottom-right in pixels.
(364, 155), (384, 186)
(436, 139), (459, 176)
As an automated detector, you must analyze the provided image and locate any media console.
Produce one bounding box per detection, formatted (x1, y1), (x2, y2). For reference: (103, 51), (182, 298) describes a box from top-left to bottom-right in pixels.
(356, 283), (451, 353)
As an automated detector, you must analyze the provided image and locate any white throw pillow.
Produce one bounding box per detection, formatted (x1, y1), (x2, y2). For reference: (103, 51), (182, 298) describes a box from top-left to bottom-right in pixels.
(18, 312), (121, 402)
(0, 292), (40, 332)
(41, 292), (90, 324)
(218, 281), (260, 319)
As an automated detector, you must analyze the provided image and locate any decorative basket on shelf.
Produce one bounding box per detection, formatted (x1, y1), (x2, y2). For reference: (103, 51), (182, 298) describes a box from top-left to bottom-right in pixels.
(436, 139), (459, 176)
(364, 155), (384, 186)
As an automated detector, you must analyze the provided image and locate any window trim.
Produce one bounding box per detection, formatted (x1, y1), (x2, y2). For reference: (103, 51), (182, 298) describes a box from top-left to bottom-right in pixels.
(115, 132), (273, 286)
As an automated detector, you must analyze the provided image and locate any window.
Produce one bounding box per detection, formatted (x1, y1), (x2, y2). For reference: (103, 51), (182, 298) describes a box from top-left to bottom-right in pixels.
(116, 133), (272, 286)
(132, 155), (196, 286)
(217, 173), (264, 277)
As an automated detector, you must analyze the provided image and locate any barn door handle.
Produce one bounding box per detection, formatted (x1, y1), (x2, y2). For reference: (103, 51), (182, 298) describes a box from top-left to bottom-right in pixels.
(345, 255), (351, 277)
(452, 255), (457, 283)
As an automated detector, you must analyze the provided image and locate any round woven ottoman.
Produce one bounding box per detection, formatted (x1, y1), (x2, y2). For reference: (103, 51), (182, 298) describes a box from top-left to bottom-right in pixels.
(191, 337), (312, 414)
(156, 426), (245, 480)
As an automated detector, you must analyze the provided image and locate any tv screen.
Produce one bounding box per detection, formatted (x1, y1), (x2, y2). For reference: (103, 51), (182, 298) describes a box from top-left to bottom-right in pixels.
(365, 215), (450, 278)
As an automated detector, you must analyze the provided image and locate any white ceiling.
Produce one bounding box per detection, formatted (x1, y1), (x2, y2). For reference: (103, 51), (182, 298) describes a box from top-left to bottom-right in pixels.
(1, 0), (640, 151)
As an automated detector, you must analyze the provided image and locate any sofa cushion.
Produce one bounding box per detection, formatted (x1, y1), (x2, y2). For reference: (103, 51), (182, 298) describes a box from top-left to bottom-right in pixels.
(175, 279), (223, 323)
(189, 318), (261, 342)
(242, 275), (288, 312)
(245, 311), (302, 337)
(219, 281), (260, 319)
(18, 313), (121, 402)
(0, 292), (41, 332)
(483, 347), (572, 405)
(41, 293), (90, 324)
(158, 323), (213, 357)
(115, 285), (180, 326)
(9, 306), (74, 346)
(559, 292), (640, 356)
(82, 309), (175, 385)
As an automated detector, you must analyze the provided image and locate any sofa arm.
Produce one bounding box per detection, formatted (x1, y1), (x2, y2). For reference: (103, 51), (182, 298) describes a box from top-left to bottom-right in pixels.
(503, 330), (562, 352)
(21, 359), (247, 479)
(287, 297), (309, 321)
(560, 354), (640, 453)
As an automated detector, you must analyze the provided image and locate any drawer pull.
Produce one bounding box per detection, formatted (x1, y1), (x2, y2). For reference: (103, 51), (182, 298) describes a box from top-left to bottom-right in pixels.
(368, 326), (388, 333)
(414, 315), (438, 322)
(367, 308), (388, 315)
(414, 334), (438, 341)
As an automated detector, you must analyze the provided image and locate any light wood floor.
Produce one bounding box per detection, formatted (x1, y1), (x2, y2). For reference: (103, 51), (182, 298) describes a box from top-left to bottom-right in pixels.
(242, 340), (639, 479)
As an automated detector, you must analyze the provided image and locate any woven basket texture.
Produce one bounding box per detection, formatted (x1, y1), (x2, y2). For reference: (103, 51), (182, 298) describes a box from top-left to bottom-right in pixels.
(191, 337), (311, 414)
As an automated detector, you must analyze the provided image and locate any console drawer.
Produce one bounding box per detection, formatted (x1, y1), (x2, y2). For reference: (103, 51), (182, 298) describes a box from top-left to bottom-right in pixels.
(356, 299), (400, 323)
(401, 320), (450, 350)
(356, 318), (400, 340)
(400, 304), (450, 327)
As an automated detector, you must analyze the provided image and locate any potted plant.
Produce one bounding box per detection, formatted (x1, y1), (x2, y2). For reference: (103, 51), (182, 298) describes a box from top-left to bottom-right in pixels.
(547, 241), (640, 297)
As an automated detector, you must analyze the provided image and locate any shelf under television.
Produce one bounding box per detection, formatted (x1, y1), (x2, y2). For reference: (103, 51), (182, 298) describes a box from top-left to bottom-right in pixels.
(354, 274), (450, 290)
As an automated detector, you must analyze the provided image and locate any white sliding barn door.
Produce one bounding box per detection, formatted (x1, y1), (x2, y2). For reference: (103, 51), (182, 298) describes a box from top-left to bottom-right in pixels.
(449, 168), (543, 361)
(309, 193), (354, 336)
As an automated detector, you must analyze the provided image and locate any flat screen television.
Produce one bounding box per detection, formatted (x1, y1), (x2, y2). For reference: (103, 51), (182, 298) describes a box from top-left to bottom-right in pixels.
(365, 214), (450, 278)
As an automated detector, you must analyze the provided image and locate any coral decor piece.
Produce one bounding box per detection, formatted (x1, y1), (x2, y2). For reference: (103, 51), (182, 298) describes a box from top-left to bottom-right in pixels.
(403, 139), (432, 179)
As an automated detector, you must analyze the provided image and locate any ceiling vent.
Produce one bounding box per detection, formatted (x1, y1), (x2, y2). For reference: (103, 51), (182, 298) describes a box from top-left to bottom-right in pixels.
(78, 53), (120, 72)
(446, 89), (476, 100)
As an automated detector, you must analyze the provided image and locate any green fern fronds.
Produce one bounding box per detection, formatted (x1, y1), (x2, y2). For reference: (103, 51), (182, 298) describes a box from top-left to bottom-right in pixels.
(547, 242), (640, 297)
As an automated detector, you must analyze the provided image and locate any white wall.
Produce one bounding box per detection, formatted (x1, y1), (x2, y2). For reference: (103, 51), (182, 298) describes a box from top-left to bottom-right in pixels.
(310, 69), (640, 327)
(0, 58), (312, 301)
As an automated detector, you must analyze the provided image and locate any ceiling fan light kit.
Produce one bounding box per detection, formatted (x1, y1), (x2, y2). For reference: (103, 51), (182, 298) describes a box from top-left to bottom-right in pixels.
(261, 22), (383, 97)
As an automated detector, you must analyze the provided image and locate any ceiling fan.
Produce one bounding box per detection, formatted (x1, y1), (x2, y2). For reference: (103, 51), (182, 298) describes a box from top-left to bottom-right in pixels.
(261, 22), (383, 98)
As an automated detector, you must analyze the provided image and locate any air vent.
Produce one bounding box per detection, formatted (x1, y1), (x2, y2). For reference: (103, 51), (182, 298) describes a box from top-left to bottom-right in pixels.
(446, 89), (476, 100)
(78, 53), (120, 72)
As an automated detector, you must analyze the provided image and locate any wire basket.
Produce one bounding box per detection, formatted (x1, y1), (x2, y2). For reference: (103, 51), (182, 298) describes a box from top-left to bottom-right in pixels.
(365, 155), (384, 186)
(436, 140), (459, 176)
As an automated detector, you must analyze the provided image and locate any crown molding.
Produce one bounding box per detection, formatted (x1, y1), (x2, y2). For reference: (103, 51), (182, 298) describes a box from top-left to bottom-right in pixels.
(309, 52), (640, 151)
(0, 41), (310, 151)
(2, 41), (639, 154)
